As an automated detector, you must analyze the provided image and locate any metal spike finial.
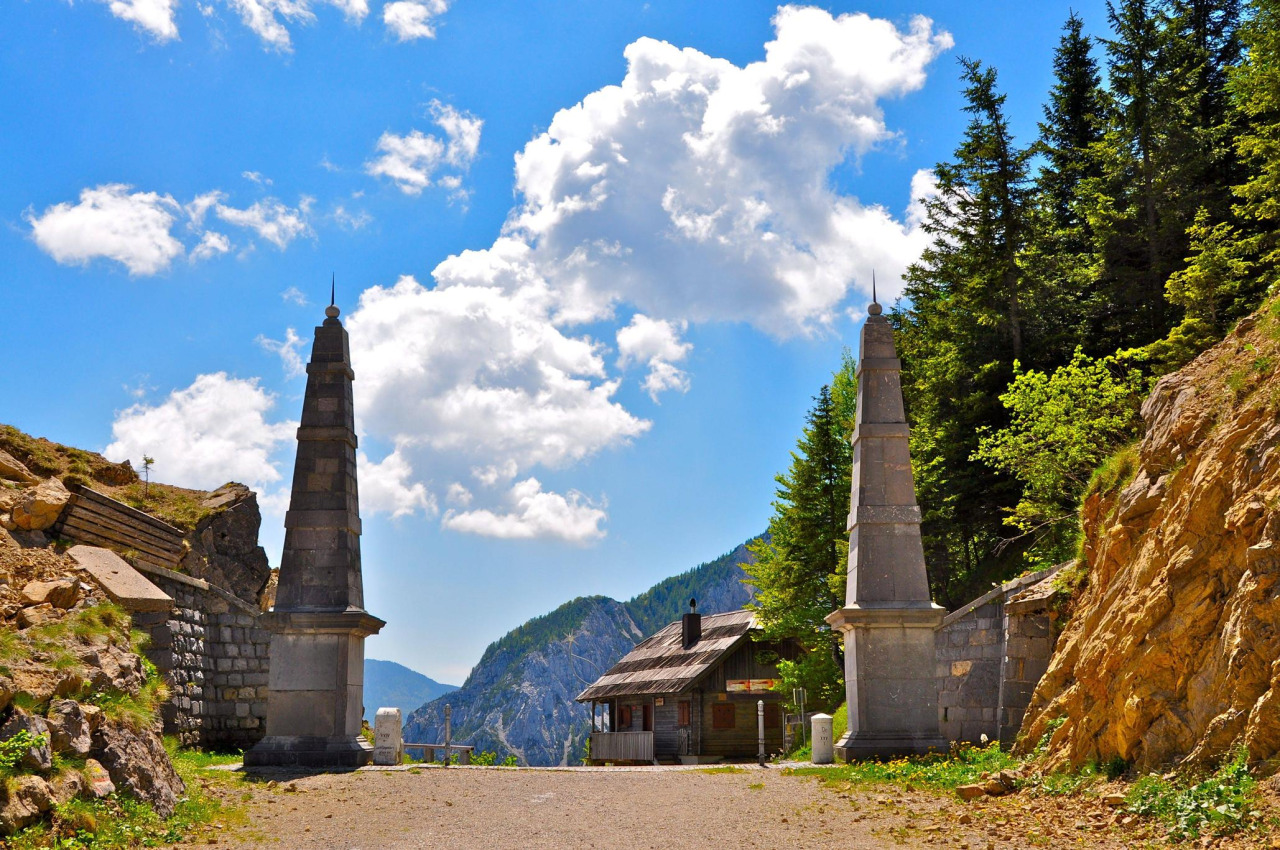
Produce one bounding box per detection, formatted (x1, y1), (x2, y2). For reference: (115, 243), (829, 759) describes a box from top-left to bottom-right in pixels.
(872, 270), (877, 304)
(325, 273), (340, 319)
(869, 270), (883, 317)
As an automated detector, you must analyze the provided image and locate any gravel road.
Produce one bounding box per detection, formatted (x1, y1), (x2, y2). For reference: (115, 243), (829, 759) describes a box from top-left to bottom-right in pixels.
(187, 764), (1153, 850)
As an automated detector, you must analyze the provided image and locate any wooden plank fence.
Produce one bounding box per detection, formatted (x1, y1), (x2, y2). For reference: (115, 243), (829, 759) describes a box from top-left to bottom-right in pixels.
(589, 731), (654, 764)
(52, 486), (186, 571)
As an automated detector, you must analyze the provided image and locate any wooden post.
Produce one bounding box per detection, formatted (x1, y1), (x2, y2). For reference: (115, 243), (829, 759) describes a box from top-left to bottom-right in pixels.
(757, 700), (765, 766)
(443, 704), (452, 767)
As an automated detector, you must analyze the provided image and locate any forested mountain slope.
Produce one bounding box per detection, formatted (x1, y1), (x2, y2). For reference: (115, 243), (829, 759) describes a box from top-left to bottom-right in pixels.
(402, 542), (756, 765)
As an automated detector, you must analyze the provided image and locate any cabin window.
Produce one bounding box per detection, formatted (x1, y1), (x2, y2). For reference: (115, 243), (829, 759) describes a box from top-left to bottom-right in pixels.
(712, 703), (735, 730)
(678, 701), (691, 727)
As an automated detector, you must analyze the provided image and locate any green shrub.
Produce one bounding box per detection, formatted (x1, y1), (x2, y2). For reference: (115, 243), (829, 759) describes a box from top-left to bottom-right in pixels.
(0, 730), (44, 776)
(1126, 749), (1262, 840)
(786, 741), (1016, 792)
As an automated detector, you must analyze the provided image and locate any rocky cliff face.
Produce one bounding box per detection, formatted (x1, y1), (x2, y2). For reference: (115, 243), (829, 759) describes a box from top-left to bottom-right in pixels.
(180, 483), (272, 606)
(404, 542), (757, 766)
(0, 529), (185, 834)
(1018, 307), (1280, 774)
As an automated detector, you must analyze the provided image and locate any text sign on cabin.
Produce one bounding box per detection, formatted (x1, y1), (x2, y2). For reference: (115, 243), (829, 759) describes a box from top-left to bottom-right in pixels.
(725, 679), (778, 693)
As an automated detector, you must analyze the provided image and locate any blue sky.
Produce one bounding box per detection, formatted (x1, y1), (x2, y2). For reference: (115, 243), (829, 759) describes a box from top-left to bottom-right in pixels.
(3, 0), (1110, 683)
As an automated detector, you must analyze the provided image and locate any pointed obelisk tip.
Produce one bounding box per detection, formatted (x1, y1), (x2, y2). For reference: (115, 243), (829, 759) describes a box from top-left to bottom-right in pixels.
(869, 270), (883, 316)
(325, 273), (340, 319)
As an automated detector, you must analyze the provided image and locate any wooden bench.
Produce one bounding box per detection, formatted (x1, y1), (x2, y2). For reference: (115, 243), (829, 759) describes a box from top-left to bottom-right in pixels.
(403, 743), (474, 765)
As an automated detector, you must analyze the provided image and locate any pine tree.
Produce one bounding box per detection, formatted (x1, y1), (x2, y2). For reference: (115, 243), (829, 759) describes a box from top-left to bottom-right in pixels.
(895, 59), (1034, 606)
(1025, 11), (1109, 359)
(1229, 0), (1280, 284)
(745, 358), (855, 712)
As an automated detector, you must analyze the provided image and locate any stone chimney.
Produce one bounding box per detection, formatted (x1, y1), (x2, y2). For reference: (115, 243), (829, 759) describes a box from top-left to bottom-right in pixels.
(681, 598), (701, 649)
(825, 292), (946, 760)
(245, 295), (385, 769)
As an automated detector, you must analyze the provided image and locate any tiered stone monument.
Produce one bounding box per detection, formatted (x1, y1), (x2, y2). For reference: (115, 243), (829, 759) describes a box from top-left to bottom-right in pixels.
(244, 296), (385, 768)
(825, 293), (947, 760)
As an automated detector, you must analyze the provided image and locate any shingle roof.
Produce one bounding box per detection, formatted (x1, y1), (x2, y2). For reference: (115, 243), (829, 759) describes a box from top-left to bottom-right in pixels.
(575, 609), (757, 701)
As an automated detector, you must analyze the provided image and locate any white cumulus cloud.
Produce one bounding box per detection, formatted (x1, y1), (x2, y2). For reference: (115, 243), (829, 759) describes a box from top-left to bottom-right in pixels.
(442, 478), (606, 543)
(347, 274), (650, 471)
(365, 101), (482, 196)
(359, 447), (436, 518)
(431, 6), (951, 336)
(383, 0), (446, 41)
(256, 327), (306, 377)
(27, 184), (318, 274)
(25, 184), (184, 276)
(225, 0), (367, 51)
(101, 0), (180, 41)
(191, 231), (232, 261)
(215, 197), (313, 249)
(616, 314), (691, 401)
(105, 372), (296, 491)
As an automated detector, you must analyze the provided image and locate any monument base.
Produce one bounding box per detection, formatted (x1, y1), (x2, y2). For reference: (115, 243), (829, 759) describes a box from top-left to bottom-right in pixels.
(834, 731), (949, 762)
(243, 735), (373, 768)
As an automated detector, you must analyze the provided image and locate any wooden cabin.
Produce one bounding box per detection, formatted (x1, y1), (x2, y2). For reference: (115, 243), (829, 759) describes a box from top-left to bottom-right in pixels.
(576, 607), (801, 764)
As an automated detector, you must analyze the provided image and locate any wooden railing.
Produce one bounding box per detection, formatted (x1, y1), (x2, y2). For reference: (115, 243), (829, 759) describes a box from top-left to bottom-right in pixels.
(403, 743), (473, 765)
(590, 731), (654, 763)
(53, 486), (185, 571)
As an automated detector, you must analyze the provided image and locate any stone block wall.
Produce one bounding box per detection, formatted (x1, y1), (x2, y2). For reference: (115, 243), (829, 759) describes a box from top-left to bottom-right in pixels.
(133, 564), (270, 750)
(997, 585), (1058, 746)
(936, 597), (1005, 744)
(935, 565), (1063, 746)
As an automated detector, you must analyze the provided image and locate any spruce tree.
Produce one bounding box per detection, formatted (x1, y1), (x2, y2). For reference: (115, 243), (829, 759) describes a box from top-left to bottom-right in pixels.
(1026, 11), (1109, 359)
(895, 59), (1033, 606)
(745, 358), (854, 712)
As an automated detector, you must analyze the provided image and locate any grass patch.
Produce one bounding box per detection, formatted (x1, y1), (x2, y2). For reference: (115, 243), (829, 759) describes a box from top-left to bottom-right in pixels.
(1125, 749), (1265, 841)
(115, 482), (214, 532)
(698, 766), (747, 774)
(786, 742), (1017, 792)
(1085, 440), (1140, 500)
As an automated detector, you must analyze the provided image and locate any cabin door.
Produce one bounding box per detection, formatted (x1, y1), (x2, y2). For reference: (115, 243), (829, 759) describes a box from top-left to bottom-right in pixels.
(643, 704), (653, 732)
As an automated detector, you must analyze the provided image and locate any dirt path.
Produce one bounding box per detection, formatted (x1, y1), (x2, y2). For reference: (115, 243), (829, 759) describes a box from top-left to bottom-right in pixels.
(180, 764), (1159, 850)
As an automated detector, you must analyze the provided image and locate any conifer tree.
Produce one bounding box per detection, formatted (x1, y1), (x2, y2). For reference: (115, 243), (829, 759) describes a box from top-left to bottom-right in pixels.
(745, 356), (855, 712)
(1026, 11), (1109, 358)
(895, 59), (1033, 605)
(1229, 0), (1280, 284)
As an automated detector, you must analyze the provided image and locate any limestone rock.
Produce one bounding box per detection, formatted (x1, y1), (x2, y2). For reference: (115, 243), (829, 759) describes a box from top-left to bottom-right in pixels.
(91, 720), (185, 817)
(182, 483), (272, 605)
(82, 758), (115, 799)
(49, 770), (86, 805)
(0, 450), (38, 485)
(0, 711), (52, 771)
(0, 775), (54, 835)
(956, 784), (986, 801)
(20, 578), (80, 609)
(17, 603), (62, 629)
(11, 479), (70, 531)
(46, 699), (92, 756)
(1017, 309), (1280, 775)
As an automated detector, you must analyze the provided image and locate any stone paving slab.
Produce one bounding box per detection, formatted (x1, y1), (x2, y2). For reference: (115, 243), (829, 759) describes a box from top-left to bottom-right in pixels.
(69, 545), (173, 612)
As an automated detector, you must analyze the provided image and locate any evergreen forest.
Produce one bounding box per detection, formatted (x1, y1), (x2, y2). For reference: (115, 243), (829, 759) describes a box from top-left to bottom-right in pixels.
(746, 0), (1280, 709)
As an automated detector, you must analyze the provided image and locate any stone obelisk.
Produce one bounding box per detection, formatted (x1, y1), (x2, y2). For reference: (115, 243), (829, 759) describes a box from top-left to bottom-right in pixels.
(245, 294), (384, 768)
(825, 292), (946, 760)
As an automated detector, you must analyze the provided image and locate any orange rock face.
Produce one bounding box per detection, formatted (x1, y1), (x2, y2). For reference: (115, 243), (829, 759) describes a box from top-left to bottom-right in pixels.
(1016, 310), (1280, 775)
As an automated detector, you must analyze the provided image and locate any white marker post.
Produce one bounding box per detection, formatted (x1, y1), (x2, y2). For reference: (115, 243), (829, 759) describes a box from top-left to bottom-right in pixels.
(373, 707), (403, 766)
(811, 713), (834, 765)
(757, 700), (766, 766)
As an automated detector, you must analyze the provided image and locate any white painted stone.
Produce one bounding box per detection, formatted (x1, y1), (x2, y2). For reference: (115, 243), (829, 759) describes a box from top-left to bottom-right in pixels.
(373, 707), (402, 766)
(811, 713), (834, 765)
